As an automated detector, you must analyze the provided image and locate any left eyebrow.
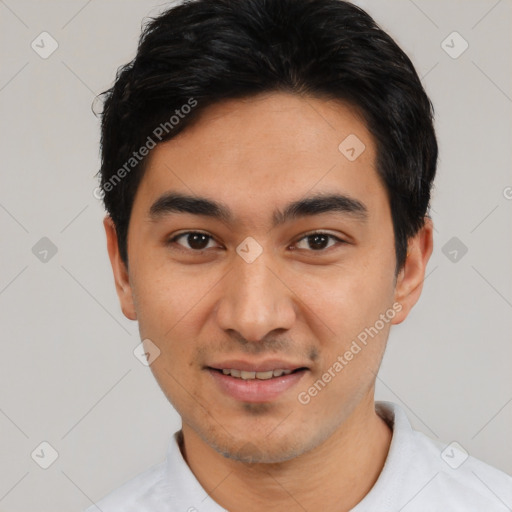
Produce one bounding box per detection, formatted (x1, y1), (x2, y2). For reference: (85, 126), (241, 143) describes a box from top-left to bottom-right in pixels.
(148, 191), (368, 227)
(273, 192), (368, 226)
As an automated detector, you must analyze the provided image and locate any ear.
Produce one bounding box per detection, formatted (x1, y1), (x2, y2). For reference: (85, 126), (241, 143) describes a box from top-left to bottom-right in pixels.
(103, 216), (137, 321)
(391, 217), (434, 325)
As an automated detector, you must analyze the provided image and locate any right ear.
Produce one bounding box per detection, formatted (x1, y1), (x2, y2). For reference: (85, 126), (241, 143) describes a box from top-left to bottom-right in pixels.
(103, 216), (137, 320)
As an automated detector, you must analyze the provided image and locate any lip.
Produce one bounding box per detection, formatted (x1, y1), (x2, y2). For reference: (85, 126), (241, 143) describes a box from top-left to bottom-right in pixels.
(207, 359), (308, 373)
(207, 367), (308, 403)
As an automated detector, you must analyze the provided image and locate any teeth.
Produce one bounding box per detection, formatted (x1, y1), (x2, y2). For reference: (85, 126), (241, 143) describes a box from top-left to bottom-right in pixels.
(273, 369), (292, 377)
(220, 368), (295, 380)
(255, 370), (274, 380)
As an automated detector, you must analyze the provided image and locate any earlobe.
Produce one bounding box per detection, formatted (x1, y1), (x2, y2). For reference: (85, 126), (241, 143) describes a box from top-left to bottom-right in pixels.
(103, 216), (137, 321)
(391, 218), (434, 325)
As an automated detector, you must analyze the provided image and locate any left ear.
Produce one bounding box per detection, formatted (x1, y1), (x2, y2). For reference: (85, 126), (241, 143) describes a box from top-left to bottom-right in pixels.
(391, 217), (434, 325)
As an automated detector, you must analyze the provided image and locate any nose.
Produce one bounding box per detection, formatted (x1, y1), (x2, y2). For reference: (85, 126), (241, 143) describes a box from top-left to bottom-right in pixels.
(215, 251), (297, 343)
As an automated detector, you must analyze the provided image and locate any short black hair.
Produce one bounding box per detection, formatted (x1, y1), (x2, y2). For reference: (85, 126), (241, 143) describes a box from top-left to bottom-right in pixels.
(97, 0), (437, 271)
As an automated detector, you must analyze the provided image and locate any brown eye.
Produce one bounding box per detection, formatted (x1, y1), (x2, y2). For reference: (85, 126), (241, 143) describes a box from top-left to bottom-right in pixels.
(169, 232), (217, 251)
(294, 232), (344, 251)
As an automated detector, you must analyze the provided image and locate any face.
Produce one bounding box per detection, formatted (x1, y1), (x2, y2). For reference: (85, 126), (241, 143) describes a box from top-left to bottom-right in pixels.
(105, 92), (432, 463)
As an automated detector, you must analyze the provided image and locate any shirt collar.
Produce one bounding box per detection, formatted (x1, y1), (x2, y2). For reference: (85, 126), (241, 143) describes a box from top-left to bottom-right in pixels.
(163, 429), (228, 511)
(350, 400), (415, 510)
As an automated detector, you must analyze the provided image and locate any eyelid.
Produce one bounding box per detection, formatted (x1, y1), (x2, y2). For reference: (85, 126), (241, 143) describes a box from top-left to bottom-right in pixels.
(296, 229), (345, 241)
(168, 230), (222, 250)
(292, 230), (347, 250)
(169, 230), (213, 239)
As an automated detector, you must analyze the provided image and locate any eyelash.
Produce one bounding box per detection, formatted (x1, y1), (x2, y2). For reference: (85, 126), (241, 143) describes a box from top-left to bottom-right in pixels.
(167, 231), (346, 253)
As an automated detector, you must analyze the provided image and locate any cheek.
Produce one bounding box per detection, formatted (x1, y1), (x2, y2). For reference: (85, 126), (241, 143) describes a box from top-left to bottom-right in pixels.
(132, 260), (227, 363)
(292, 257), (396, 336)
(131, 262), (191, 338)
(303, 272), (394, 388)
(132, 266), (210, 405)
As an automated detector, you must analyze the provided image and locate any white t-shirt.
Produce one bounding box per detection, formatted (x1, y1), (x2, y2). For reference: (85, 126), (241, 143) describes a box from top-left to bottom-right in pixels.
(84, 401), (512, 511)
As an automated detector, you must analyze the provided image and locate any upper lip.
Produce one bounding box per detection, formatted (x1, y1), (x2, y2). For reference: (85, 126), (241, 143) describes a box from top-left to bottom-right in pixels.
(207, 359), (308, 373)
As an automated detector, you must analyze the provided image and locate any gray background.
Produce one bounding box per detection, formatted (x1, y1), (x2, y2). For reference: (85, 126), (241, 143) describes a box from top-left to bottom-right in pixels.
(0, 0), (511, 510)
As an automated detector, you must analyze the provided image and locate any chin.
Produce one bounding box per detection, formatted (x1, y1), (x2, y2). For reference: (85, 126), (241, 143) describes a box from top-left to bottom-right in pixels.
(199, 424), (315, 465)
(218, 439), (305, 464)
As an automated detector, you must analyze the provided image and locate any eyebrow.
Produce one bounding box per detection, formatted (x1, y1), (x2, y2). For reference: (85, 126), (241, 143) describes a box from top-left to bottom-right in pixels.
(148, 191), (368, 227)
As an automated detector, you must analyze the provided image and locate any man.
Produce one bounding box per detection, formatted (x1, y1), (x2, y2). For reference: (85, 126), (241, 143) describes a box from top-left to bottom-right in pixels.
(87, 0), (512, 510)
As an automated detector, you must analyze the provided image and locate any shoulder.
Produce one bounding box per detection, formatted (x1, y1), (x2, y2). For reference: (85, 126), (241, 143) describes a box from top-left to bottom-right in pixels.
(361, 402), (512, 512)
(409, 430), (512, 511)
(83, 460), (172, 512)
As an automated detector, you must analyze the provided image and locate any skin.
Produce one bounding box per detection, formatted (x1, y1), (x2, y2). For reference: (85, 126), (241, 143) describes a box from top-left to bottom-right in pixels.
(104, 92), (433, 512)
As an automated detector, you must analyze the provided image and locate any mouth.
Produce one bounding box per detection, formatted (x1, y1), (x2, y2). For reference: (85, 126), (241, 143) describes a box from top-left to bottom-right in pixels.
(209, 367), (307, 380)
(206, 362), (309, 403)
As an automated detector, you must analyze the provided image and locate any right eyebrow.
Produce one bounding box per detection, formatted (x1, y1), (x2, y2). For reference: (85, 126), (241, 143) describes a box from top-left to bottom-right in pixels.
(148, 192), (233, 224)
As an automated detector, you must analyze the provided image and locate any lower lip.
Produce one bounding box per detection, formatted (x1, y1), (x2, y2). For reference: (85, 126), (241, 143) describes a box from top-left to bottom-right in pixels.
(207, 369), (307, 403)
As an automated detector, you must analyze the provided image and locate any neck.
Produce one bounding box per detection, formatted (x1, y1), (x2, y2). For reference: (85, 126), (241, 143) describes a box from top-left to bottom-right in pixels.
(180, 396), (392, 512)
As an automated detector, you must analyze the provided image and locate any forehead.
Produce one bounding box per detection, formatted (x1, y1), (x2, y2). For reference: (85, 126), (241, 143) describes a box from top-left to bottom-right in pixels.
(133, 92), (387, 225)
